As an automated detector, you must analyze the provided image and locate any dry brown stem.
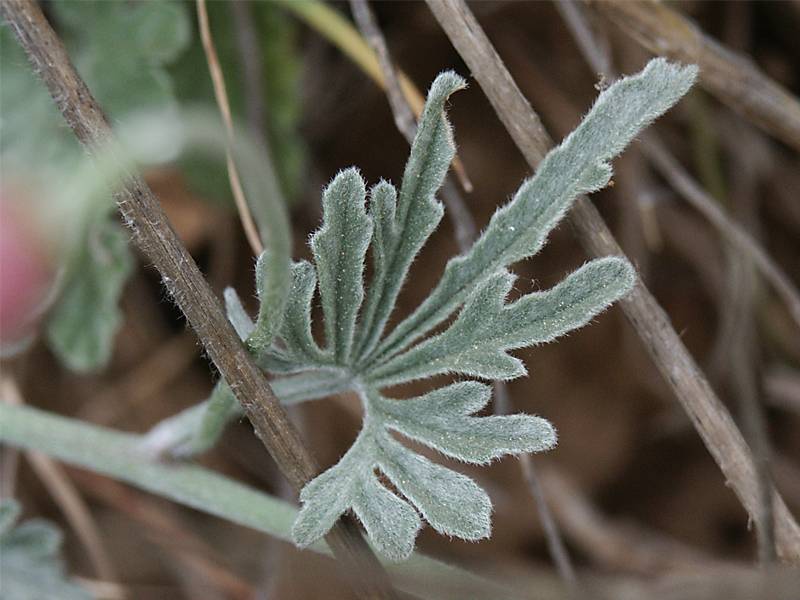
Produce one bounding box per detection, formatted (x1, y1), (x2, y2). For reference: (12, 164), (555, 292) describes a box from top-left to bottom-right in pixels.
(349, 0), (477, 251)
(593, 0), (800, 153)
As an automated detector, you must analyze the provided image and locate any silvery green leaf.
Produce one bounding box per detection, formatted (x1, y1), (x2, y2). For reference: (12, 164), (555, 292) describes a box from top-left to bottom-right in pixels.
(351, 472), (421, 561)
(247, 250), (290, 354)
(369, 257), (635, 385)
(292, 441), (367, 548)
(276, 260), (328, 365)
(224, 287), (255, 340)
(353, 180), (397, 353)
(354, 73), (465, 361)
(372, 59), (697, 364)
(272, 368), (353, 405)
(311, 168), (372, 364)
(0, 499), (90, 600)
(375, 433), (492, 540)
(292, 382), (545, 557)
(221, 60), (697, 562)
(372, 383), (556, 464)
(253, 261), (329, 373)
(46, 219), (133, 372)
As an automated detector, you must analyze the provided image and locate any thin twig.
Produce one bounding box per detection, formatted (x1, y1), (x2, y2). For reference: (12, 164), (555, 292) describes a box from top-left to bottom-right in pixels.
(349, 0), (416, 143)
(724, 118), (776, 565)
(349, 0), (477, 251)
(73, 471), (255, 600)
(560, 1), (800, 334)
(0, 2), (397, 596)
(538, 467), (723, 574)
(425, 0), (800, 564)
(196, 0), (263, 256)
(1, 377), (119, 585)
(555, 0), (612, 78)
(278, 0), (473, 193)
(641, 137), (800, 332)
(560, 0), (781, 565)
(593, 0), (800, 153)
(493, 383), (578, 586)
(440, 178), (478, 253)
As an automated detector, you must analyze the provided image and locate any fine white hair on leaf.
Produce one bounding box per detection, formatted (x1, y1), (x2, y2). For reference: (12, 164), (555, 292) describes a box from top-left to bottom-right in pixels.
(150, 59), (696, 561)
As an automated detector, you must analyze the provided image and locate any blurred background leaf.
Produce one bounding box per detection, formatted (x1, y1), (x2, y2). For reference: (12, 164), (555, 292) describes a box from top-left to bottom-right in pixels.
(0, 499), (90, 600)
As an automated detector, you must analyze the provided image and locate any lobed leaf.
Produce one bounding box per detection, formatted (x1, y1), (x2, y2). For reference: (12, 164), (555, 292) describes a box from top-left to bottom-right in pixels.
(354, 72), (465, 362)
(311, 168), (372, 364)
(254, 260), (330, 373)
(374, 433), (491, 541)
(373, 384), (557, 464)
(247, 251), (289, 353)
(370, 59), (697, 366)
(351, 472), (422, 561)
(137, 59), (696, 561)
(291, 383), (548, 557)
(292, 438), (368, 548)
(369, 257), (635, 385)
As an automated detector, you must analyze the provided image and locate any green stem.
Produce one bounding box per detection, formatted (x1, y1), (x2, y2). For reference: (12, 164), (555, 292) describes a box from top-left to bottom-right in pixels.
(0, 403), (521, 600)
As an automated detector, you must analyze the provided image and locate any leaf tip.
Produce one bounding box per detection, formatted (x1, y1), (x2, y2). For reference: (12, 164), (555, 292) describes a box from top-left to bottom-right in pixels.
(429, 70), (467, 99)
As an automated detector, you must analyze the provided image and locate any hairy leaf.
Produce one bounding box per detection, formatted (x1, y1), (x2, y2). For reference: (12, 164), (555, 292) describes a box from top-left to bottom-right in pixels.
(351, 470), (422, 561)
(368, 257), (635, 385)
(311, 168), (373, 363)
(372, 382), (557, 464)
(371, 59), (697, 365)
(293, 382), (553, 559)
(145, 59), (695, 560)
(354, 73), (465, 361)
(247, 250), (289, 353)
(288, 60), (694, 559)
(279, 260), (328, 364)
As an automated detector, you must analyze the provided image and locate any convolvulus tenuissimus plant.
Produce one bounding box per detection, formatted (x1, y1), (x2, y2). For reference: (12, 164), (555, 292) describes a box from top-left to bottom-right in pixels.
(144, 57), (697, 561)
